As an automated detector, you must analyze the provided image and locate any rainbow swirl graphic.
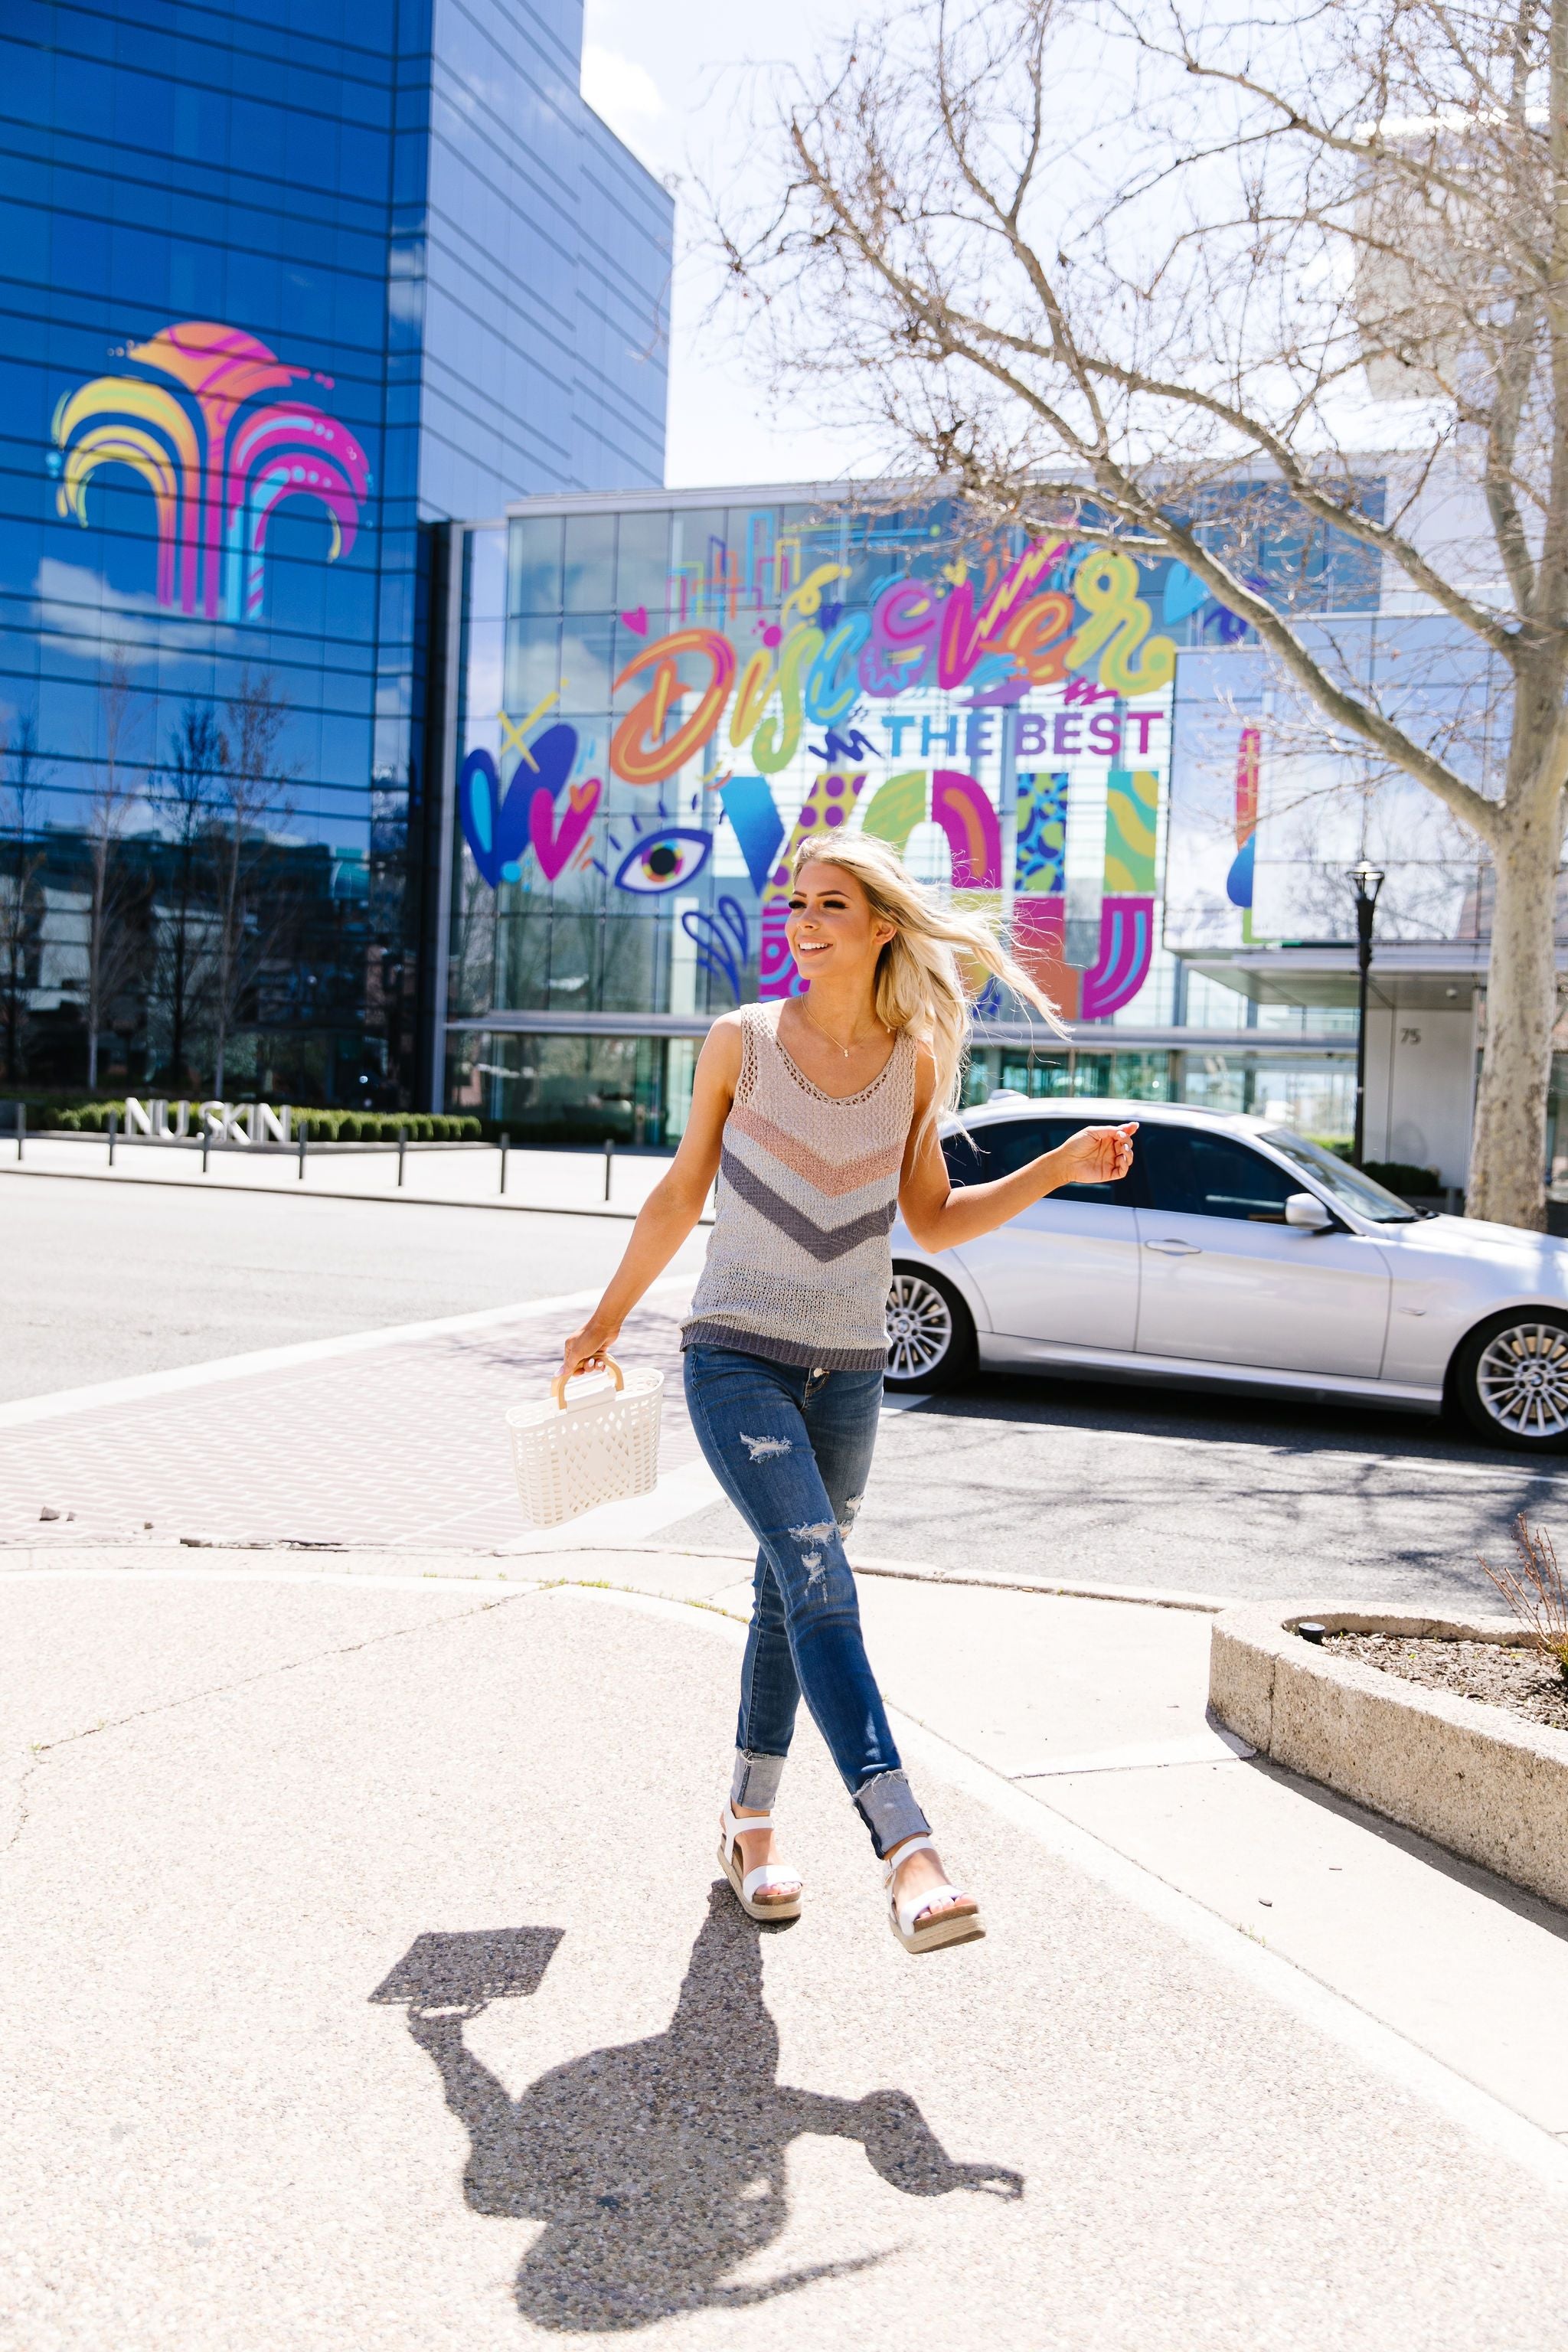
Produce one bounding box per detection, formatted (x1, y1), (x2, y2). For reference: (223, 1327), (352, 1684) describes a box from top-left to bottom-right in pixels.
(49, 319), (370, 622)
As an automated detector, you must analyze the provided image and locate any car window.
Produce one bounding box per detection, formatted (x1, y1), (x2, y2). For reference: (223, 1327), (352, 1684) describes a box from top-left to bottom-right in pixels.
(942, 1116), (1148, 1207)
(1141, 1125), (1298, 1222)
(1260, 1128), (1417, 1222)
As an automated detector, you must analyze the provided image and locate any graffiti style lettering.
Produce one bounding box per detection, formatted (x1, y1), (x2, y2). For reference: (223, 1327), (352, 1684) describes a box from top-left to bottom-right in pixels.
(859, 579), (941, 697)
(782, 562), (849, 623)
(935, 538), (1065, 691)
(760, 770), (870, 998)
(1087, 710), (1120, 759)
(1014, 714), (1050, 759)
(611, 629), (737, 785)
(1012, 897), (1079, 1020)
(719, 776), (787, 894)
(1102, 769), (1158, 897)
(1080, 900), (1154, 1018)
(932, 772), (1003, 889)
(803, 612), (871, 726)
(1014, 773), (1067, 896)
(1067, 550), (1176, 695)
(751, 626), (822, 775)
(860, 769), (927, 856)
(995, 590), (1075, 688)
(729, 644), (778, 746)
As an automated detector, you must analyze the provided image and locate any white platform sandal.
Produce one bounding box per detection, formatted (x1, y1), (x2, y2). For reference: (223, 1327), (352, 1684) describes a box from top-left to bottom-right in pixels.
(883, 1834), (985, 1955)
(718, 1804), (803, 1922)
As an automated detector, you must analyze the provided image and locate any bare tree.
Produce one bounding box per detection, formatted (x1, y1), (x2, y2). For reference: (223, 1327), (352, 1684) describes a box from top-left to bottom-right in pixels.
(0, 714), (48, 1086)
(211, 669), (296, 1099)
(154, 701), (223, 1089)
(717, 0), (1568, 1226)
(84, 649), (144, 1091)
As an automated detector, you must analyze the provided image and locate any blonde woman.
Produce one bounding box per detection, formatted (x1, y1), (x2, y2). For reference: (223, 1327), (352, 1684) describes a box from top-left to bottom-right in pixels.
(560, 835), (1135, 1955)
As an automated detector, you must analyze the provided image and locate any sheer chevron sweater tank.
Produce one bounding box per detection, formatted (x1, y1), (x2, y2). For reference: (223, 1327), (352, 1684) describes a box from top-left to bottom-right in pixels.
(682, 1001), (917, 1373)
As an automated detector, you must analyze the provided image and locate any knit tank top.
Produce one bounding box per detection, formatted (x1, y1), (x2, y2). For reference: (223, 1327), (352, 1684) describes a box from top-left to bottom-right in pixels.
(682, 999), (918, 1373)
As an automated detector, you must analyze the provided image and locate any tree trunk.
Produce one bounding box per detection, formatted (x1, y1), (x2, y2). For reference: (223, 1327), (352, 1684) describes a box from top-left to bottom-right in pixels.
(1468, 801), (1563, 1229)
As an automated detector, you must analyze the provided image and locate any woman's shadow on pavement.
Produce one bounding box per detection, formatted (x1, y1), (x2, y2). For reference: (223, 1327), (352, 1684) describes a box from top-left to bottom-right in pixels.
(373, 1883), (1022, 2332)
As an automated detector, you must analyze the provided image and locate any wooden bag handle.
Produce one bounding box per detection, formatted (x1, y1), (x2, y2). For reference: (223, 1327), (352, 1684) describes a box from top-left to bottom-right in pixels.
(551, 1354), (626, 1411)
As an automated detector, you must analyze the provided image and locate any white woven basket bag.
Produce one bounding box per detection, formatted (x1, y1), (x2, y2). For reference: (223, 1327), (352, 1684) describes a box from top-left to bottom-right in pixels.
(506, 1356), (665, 1528)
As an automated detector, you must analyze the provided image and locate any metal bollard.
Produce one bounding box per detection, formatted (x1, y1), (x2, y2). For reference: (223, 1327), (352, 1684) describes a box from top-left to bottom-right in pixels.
(498, 1131), (509, 1195)
(201, 1122), (210, 1174)
(397, 1125), (407, 1188)
(297, 1122), (307, 1181)
(16, 1103), (24, 1162)
(603, 1134), (614, 1200)
(108, 1109), (117, 1167)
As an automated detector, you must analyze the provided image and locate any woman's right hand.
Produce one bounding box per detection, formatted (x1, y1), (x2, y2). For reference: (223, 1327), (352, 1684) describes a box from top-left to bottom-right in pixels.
(560, 1321), (620, 1387)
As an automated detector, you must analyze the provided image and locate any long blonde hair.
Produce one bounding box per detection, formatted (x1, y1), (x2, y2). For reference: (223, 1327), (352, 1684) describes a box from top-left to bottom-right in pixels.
(789, 831), (1070, 1116)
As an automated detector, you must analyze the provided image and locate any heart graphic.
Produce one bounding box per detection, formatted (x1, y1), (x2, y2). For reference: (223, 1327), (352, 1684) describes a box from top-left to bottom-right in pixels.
(460, 724), (581, 889)
(620, 606), (648, 635)
(531, 775), (602, 881)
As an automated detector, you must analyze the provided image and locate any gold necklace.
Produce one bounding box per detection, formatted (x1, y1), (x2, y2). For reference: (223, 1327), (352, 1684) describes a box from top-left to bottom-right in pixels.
(797, 996), (886, 1060)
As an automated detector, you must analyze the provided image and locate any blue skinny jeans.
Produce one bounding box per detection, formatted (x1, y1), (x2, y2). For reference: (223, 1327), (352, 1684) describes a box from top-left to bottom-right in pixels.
(683, 1344), (930, 1859)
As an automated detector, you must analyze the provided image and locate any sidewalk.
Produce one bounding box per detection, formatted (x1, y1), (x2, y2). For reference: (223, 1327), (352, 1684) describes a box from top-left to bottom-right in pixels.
(6, 1547), (1568, 2350)
(0, 1132), (687, 1220)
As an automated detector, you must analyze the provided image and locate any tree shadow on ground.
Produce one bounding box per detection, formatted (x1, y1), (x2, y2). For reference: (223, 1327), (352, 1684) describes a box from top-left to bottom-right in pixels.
(374, 1885), (1021, 2331)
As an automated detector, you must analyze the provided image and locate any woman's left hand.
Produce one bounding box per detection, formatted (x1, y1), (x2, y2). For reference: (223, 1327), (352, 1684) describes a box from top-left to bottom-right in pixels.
(1051, 1121), (1138, 1188)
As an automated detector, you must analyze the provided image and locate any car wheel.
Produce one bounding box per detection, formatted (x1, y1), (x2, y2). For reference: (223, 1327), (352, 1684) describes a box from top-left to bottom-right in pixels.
(1452, 1312), (1568, 1449)
(884, 1266), (976, 1393)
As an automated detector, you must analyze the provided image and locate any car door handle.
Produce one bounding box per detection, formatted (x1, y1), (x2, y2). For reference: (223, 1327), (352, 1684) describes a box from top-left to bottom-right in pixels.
(1144, 1239), (1203, 1255)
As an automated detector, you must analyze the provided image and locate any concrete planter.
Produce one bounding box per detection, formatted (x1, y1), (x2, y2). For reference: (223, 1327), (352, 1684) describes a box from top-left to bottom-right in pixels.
(1210, 1605), (1568, 1911)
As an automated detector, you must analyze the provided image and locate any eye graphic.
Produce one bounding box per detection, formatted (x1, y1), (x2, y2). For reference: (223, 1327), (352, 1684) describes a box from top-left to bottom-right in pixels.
(612, 827), (713, 895)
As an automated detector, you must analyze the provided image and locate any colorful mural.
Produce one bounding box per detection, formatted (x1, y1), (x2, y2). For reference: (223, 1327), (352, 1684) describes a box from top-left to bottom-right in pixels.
(459, 524), (1183, 1024)
(47, 319), (370, 622)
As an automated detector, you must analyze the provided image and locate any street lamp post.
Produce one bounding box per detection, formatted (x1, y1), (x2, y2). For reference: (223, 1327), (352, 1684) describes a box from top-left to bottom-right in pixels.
(1348, 858), (1385, 1169)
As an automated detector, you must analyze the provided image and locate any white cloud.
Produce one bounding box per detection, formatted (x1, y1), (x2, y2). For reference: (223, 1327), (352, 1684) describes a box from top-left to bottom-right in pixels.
(33, 557), (245, 667)
(581, 43), (667, 143)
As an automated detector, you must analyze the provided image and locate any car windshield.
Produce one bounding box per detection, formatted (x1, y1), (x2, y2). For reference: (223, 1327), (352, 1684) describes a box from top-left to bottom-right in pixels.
(1259, 1129), (1419, 1223)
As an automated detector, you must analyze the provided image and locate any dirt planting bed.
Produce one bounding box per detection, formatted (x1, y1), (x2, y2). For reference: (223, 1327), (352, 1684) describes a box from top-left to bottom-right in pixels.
(1325, 1630), (1568, 1736)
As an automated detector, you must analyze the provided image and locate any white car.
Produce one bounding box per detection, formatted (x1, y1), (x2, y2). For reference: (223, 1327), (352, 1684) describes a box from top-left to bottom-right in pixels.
(887, 1095), (1568, 1450)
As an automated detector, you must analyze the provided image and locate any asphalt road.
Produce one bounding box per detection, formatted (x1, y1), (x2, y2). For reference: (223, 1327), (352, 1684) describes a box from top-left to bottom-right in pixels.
(0, 1171), (704, 1402)
(5, 1171), (1563, 1607)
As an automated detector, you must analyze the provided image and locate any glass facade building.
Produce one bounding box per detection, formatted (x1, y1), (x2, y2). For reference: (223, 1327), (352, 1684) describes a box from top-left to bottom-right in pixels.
(0, 0), (671, 1106)
(442, 485), (1401, 1152)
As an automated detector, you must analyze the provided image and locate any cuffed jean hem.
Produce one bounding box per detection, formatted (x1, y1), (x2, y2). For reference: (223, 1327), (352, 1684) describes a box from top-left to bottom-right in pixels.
(853, 1768), (932, 1860)
(730, 1749), (787, 1811)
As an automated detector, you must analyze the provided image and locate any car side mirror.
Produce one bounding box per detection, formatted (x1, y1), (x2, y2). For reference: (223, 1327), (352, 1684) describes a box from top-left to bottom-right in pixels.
(1285, 1191), (1333, 1231)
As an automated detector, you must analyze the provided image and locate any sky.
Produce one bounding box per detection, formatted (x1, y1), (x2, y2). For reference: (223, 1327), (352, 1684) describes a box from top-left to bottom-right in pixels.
(580, 0), (873, 492)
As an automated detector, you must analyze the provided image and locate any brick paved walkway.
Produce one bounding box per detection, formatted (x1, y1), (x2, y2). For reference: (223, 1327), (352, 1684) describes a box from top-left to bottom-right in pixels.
(0, 1292), (697, 1551)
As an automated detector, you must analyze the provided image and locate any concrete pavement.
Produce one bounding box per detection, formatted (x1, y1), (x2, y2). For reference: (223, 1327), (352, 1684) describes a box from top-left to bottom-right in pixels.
(8, 1558), (1568, 2350)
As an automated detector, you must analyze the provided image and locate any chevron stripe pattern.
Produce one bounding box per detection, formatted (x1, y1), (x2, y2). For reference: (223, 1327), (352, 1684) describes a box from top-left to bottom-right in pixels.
(684, 1001), (916, 1372)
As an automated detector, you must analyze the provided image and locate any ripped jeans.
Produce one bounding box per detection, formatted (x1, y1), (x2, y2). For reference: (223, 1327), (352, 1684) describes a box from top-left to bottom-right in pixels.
(683, 1344), (930, 1859)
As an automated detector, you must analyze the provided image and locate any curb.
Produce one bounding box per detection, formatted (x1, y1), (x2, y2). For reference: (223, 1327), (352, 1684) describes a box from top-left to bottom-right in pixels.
(1210, 1602), (1568, 1912)
(0, 1535), (1230, 1613)
(0, 1163), (712, 1224)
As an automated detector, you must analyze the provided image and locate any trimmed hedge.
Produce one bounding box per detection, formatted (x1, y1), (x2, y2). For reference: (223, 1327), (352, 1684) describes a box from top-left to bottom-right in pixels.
(42, 1099), (481, 1143)
(1362, 1158), (1444, 1199)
